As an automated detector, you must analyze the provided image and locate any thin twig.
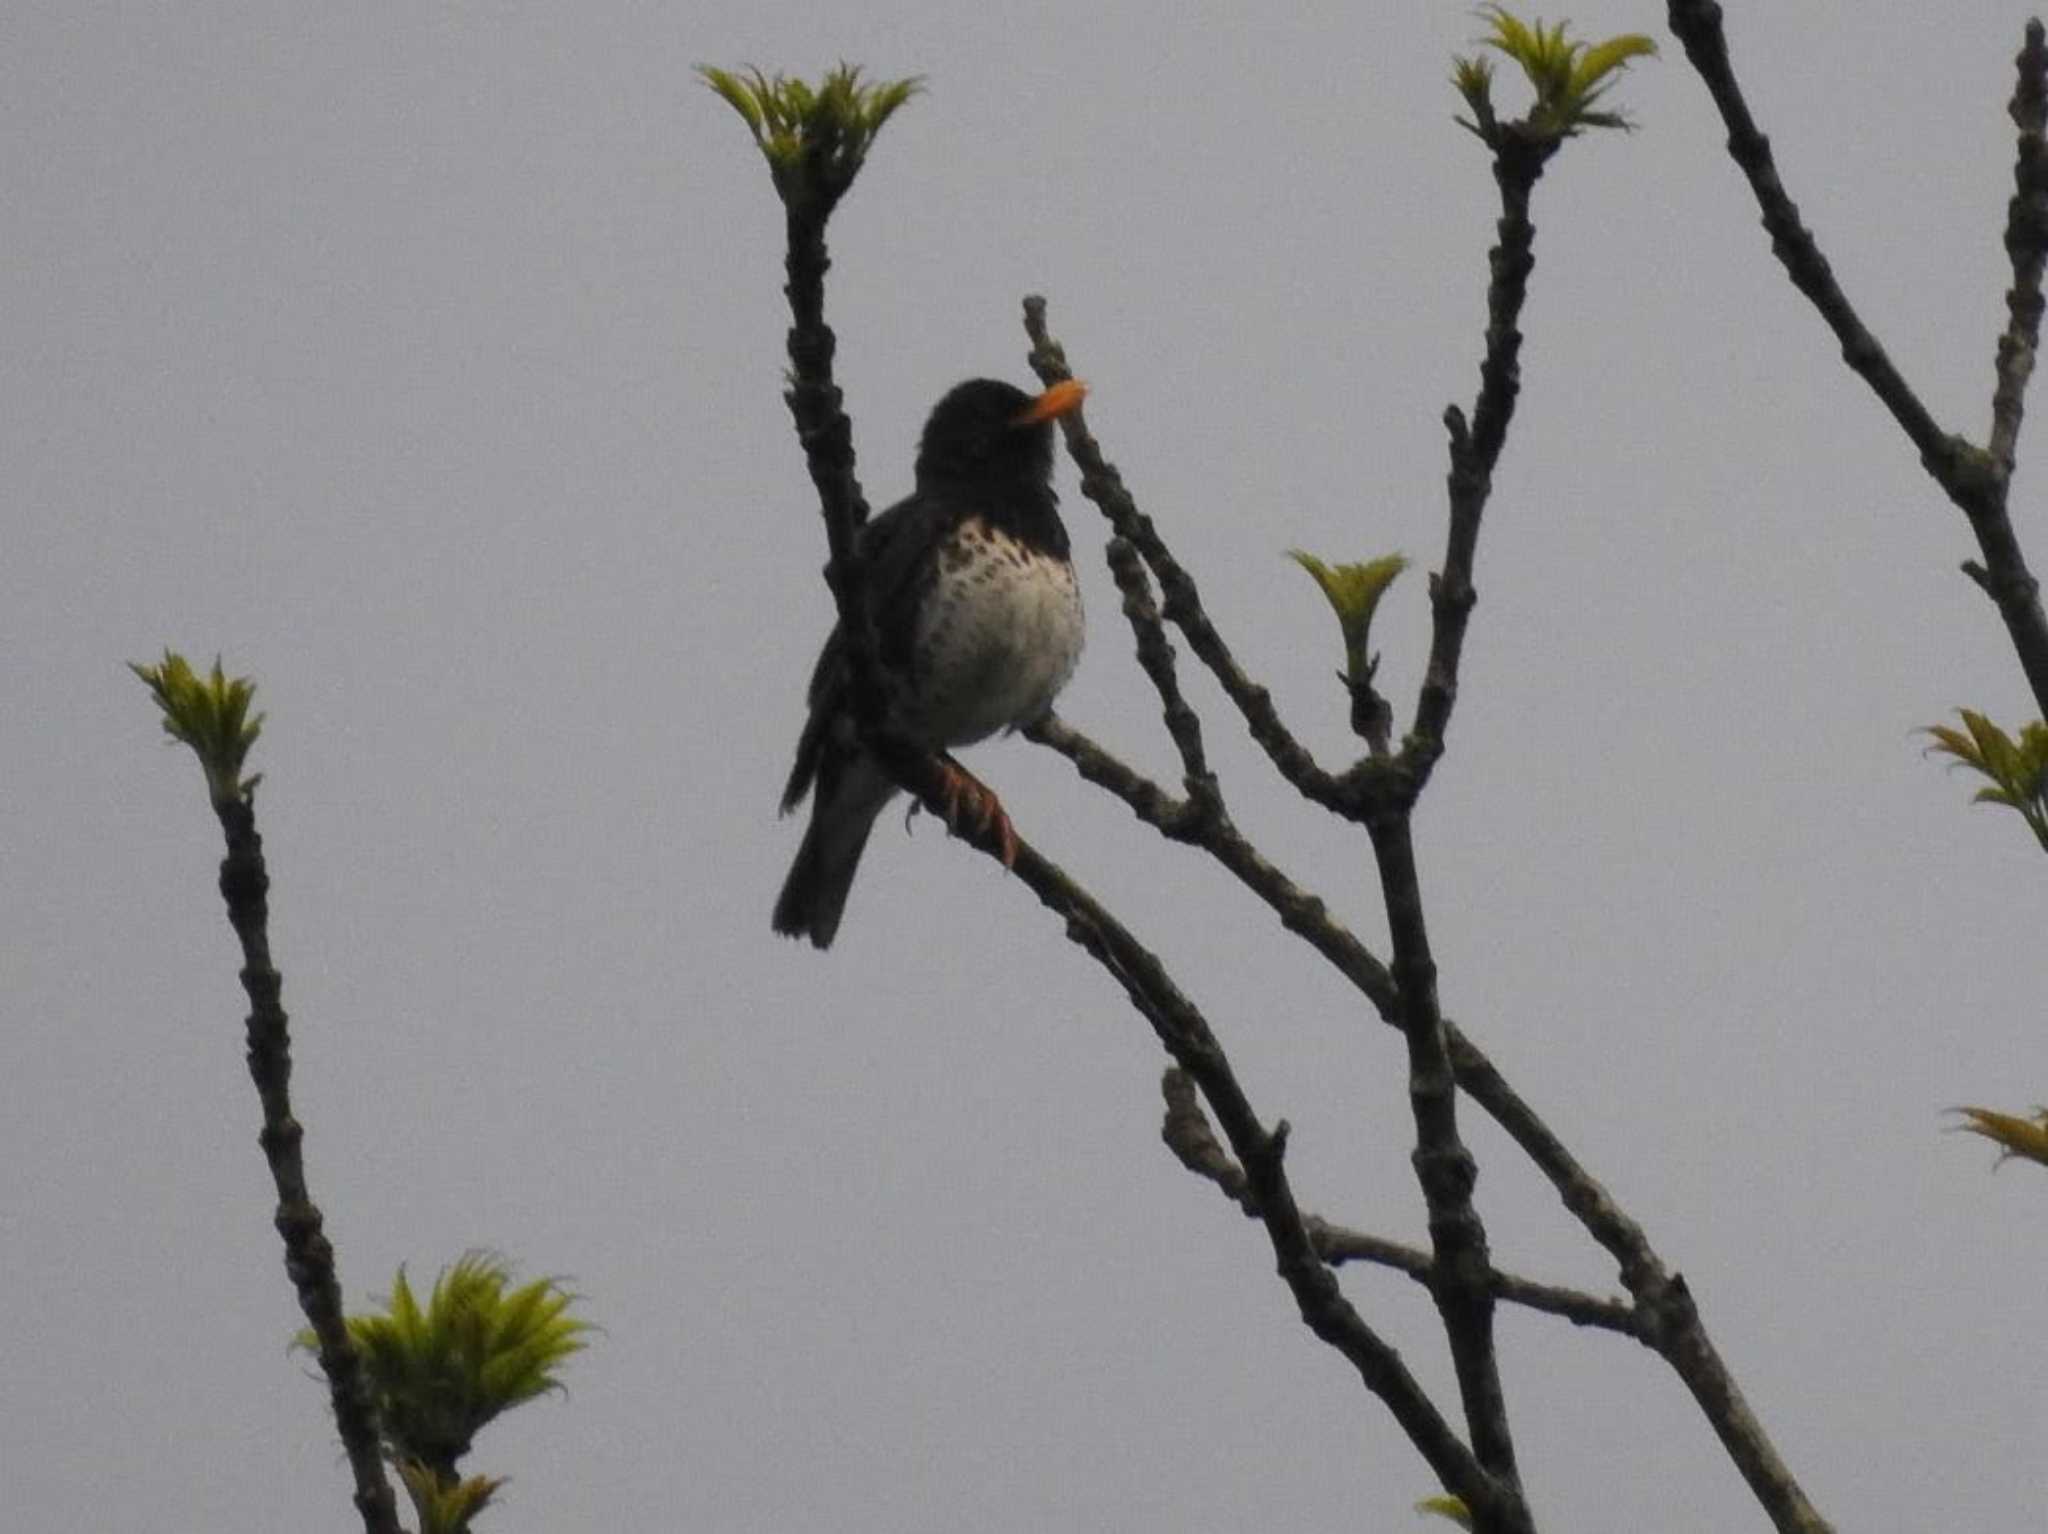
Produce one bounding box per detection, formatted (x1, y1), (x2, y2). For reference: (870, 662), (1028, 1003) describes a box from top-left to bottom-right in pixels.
(1001, 837), (1514, 1528)
(1664, 1), (1956, 472)
(1030, 718), (1766, 1440)
(1340, 135), (1568, 1493)
(1161, 1069), (1644, 1339)
(1669, 1), (2048, 720)
(1967, 18), (2048, 715)
(1103, 535), (1224, 821)
(212, 793), (402, 1534)
(780, 203), (880, 723)
(1023, 297), (1352, 813)
(1443, 1028), (1833, 1534)
(1440, 1031), (1659, 1291)
(1367, 809), (1516, 1485)
(1409, 140), (1551, 766)
(1990, 20), (2048, 476)
(1027, 714), (1399, 1014)
(1024, 712), (1197, 835)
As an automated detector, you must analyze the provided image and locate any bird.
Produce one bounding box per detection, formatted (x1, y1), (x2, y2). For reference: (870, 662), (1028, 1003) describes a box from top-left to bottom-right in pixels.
(773, 376), (1089, 948)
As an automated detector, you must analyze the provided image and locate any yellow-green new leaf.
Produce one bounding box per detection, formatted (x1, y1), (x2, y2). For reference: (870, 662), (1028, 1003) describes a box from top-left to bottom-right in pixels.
(1415, 1493), (1475, 1529)
(1573, 34), (1659, 99)
(698, 67), (764, 136)
(698, 62), (922, 212)
(1949, 1106), (2048, 1170)
(1921, 709), (2048, 850)
(1465, 4), (1656, 143)
(1288, 550), (1407, 685)
(295, 1251), (593, 1473)
(397, 1460), (506, 1534)
(1451, 54), (1499, 140)
(130, 650), (265, 805)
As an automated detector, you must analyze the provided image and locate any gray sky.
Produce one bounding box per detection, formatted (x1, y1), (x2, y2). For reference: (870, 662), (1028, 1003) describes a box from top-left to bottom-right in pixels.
(6, 3), (2046, 1530)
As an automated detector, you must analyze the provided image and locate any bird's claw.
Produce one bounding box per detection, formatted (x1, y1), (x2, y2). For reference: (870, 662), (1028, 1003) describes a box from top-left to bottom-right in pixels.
(936, 761), (1019, 869)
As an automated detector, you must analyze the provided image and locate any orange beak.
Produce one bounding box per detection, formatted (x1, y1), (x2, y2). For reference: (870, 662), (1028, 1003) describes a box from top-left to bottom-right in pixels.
(1012, 377), (1088, 426)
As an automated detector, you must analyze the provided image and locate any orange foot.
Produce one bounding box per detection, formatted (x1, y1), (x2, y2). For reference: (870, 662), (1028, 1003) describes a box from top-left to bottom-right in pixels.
(935, 759), (1019, 869)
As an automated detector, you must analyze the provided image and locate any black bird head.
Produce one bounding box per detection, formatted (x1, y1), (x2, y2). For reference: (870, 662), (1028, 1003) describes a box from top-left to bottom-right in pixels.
(914, 377), (1087, 490)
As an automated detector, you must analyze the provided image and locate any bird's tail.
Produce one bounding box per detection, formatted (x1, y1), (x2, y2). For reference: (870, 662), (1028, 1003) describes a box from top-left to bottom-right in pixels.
(773, 762), (894, 950)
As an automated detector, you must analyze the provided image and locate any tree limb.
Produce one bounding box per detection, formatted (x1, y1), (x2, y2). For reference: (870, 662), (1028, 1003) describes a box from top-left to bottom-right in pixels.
(1348, 134), (1564, 1493)
(999, 836), (1512, 1527)
(1990, 20), (2048, 478)
(1026, 713), (1398, 1013)
(212, 794), (403, 1534)
(1668, 1), (2048, 720)
(1411, 139), (1553, 765)
(1033, 671), (1813, 1529)
(1664, 0), (1955, 469)
(1161, 1068), (1645, 1339)
(1101, 534), (1225, 823)
(1443, 1028), (1833, 1534)
(1366, 807), (1517, 1485)
(1023, 298), (1353, 813)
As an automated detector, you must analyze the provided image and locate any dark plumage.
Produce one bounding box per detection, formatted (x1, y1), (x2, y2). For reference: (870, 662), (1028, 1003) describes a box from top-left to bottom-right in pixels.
(773, 377), (1089, 948)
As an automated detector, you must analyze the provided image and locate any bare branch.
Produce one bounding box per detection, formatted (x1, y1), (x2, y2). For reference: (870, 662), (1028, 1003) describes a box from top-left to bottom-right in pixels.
(1025, 713), (1199, 837)
(210, 795), (403, 1534)
(1443, 1029), (1833, 1534)
(997, 836), (1513, 1525)
(1349, 135), (1573, 1490)
(1161, 1069), (1645, 1339)
(779, 202), (885, 738)
(1102, 535), (1224, 820)
(1367, 809), (1516, 1484)
(1027, 713), (1398, 1013)
(1990, 19), (2048, 474)
(1023, 297), (1353, 813)
(1668, 1), (2048, 721)
(1033, 706), (1803, 1526)
(1412, 141), (1552, 760)
(1663, 0), (1955, 471)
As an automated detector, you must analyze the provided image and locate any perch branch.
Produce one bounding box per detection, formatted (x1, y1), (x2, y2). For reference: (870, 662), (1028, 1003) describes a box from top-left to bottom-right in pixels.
(1024, 298), (1352, 813)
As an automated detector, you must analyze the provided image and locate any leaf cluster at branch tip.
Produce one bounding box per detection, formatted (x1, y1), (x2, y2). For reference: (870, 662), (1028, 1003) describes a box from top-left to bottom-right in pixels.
(130, 649), (264, 805)
(698, 62), (922, 212)
(1287, 550), (1408, 686)
(1453, 4), (1656, 147)
(1922, 708), (2048, 850)
(295, 1251), (592, 1490)
(1949, 1105), (2048, 1170)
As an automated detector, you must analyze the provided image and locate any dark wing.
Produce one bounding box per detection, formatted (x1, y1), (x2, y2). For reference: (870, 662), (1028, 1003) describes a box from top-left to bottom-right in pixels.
(778, 491), (947, 814)
(778, 625), (845, 815)
(858, 489), (950, 676)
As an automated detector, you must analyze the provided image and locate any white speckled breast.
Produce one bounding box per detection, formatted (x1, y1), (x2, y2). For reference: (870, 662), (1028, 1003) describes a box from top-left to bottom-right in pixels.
(903, 515), (1084, 747)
